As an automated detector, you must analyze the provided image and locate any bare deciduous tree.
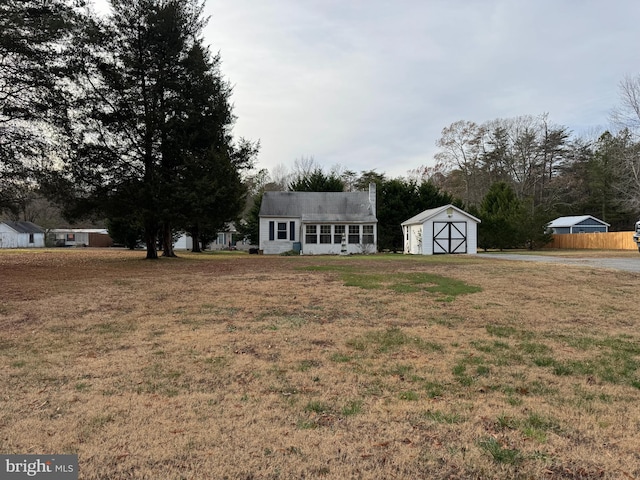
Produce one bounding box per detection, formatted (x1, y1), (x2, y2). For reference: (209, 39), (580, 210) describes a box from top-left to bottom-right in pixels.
(268, 163), (291, 191)
(434, 120), (486, 205)
(610, 75), (640, 211)
(611, 75), (640, 134)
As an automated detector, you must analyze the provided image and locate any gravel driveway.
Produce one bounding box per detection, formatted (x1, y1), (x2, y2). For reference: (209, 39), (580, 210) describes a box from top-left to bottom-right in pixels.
(478, 253), (640, 274)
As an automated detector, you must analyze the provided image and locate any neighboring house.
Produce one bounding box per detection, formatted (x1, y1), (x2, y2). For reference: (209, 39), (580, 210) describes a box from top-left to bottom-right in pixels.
(174, 234), (192, 250)
(174, 224), (245, 250)
(50, 229), (113, 247)
(401, 205), (481, 255)
(546, 216), (609, 234)
(213, 224), (238, 249)
(259, 184), (377, 255)
(0, 221), (45, 248)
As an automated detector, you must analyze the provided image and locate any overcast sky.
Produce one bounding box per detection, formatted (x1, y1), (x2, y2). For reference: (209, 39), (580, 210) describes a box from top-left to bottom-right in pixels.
(96, 1), (640, 179)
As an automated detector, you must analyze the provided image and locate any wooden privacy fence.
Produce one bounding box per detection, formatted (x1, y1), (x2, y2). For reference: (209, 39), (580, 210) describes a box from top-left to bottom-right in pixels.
(545, 231), (637, 250)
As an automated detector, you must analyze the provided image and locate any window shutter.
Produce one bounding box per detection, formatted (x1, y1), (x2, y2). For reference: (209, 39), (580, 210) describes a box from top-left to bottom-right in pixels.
(269, 221), (275, 241)
(290, 221), (295, 241)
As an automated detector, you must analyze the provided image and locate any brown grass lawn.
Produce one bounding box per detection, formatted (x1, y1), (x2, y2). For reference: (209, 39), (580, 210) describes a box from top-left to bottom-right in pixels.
(1, 249), (639, 479)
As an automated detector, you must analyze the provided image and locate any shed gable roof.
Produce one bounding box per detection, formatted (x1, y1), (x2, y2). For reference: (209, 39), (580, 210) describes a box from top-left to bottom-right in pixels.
(547, 215), (610, 228)
(1, 221), (45, 234)
(401, 204), (480, 226)
(259, 191), (376, 223)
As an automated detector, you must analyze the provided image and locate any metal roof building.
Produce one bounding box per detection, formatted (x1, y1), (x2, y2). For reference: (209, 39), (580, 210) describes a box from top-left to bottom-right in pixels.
(546, 216), (609, 234)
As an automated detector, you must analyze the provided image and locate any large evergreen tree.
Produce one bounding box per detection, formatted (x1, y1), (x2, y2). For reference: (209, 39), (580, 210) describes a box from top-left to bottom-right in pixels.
(376, 177), (456, 252)
(289, 168), (345, 192)
(58, 0), (202, 258)
(478, 182), (522, 251)
(161, 41), (256, 254)
(0, 0), (82, 216)
(54, 0), (255, 258)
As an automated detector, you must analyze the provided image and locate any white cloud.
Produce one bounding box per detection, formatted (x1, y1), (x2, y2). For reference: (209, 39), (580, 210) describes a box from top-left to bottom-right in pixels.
(93, 0), (640, 178)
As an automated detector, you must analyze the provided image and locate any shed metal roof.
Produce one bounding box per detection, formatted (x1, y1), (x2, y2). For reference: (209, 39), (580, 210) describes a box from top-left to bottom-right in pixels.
(547, 215), (610, 228)
(1, 221), (45, 234)
(259, 191), (376, 223)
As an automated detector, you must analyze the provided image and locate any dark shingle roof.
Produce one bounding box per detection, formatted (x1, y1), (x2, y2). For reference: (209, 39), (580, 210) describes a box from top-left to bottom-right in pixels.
(259, 191), (376, 223)
(2, 221), (45, 234)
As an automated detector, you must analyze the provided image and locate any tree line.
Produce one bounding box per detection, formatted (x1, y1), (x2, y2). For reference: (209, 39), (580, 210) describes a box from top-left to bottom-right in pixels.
(3, 1), (640, 254)
(1, 0), (257, 258)
(420, 108), (640, 249)
(243, 102), (640, 253)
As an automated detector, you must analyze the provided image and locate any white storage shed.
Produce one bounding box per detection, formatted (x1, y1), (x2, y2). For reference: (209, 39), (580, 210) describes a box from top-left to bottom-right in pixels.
(0, 221), (46, 248)
(401, 205), (481, 255)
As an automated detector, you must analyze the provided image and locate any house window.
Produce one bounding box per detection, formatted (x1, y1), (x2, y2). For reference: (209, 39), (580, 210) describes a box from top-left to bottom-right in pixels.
(66, 233), (75, 242)
(348, 225), (360, 244)
(320, 225), (331, 244)
(334, 225), (345, 244)
(305, 225), (317, 244)
(29, 233), (34, 244)
(362, 225), (374, 244)
(277, 222), (287, 240)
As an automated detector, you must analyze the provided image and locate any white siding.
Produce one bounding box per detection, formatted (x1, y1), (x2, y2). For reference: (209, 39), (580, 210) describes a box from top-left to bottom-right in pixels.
(423, 221), (434, 255)
(73, 232), (89, 246)
(260, 219), (377, 255)
(402, 207), (479, 255)
(301, 223), (376, 255)
(404, 225), (422, 254)
(51, 229), (112, 247)
(467, 221), (478, 255)
(175, 233), (240, 251)
(173, 234), (191, 250)
(259, 218), (300, 254)
(0, 231), (17, 248)
(426, 210), (478, 255)
(0, 224), (45, 248)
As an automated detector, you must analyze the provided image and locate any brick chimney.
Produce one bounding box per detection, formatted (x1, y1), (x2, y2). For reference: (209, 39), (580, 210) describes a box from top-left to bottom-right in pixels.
(369, 182), (376, 217)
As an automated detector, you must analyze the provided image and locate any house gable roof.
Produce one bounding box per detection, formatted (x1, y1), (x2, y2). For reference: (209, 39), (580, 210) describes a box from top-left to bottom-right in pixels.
(1, 221), (45, 234)
(547, 215), (610, 228)
(259, 191), (377, 223)
(401, 204), (481, 226)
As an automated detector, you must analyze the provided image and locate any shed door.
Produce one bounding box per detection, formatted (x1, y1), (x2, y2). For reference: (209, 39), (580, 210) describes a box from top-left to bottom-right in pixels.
(433, 222), (467, 254)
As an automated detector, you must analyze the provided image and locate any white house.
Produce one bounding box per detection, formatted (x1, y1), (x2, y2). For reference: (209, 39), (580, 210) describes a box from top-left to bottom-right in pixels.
(174, 223), (246, 250)
(259, 184), (377, 255)
(401, 204), (481, 255)
(50, 228), (113, 247)
(0, 221), (46, 248)
(546, 215), (609, 234)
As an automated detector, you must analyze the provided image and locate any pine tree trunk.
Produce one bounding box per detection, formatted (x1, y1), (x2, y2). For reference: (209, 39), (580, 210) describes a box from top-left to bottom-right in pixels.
(145, 228), (158, 260)
(191, 226), (201, 253)
(161, 222), (177, 257)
